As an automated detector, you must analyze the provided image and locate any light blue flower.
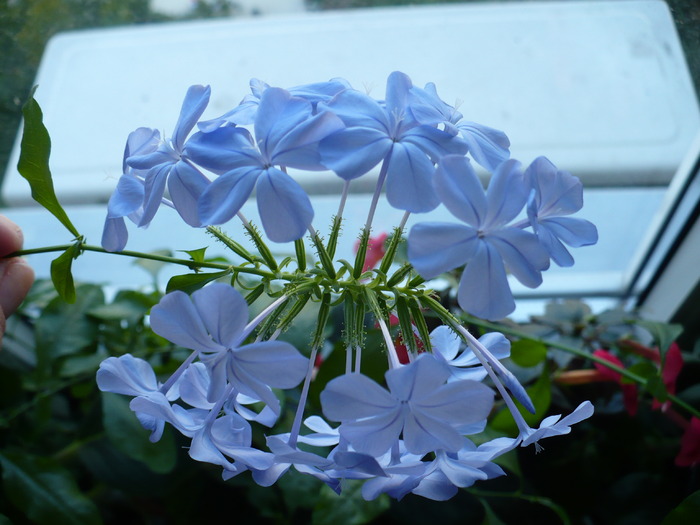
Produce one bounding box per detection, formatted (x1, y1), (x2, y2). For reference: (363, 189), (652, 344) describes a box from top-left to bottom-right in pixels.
(101, 127), (159, 251)
(408, 155), (550, 320)
(520, 400), (594, 451)
(319, 71), (468, 213)
(125, 85), (212, 229)
(97, 354), (181, 442)
(430, 325), (510, 383)
(408, 82), (510, 171)
(523, 156), (598, 267)
(149, 283), (308, 415)
(198, 77), (351, 131)
(249, 435), (339, 492)
(411, 438), (514, 501)
(321, 353), (494, 456)
(186, 87), (344, 242)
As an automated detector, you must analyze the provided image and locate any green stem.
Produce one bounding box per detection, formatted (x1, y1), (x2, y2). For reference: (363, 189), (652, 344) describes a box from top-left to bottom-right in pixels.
(462, 314), (700, 419)
(8, 243), (276, 279)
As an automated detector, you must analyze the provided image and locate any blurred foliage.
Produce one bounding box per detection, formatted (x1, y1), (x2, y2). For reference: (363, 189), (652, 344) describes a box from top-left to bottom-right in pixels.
(1, 275), (698, 524)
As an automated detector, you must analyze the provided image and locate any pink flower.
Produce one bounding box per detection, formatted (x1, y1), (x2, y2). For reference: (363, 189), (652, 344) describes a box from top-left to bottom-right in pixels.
(675, 417), (700, 467)
(354, 232), (388, 272)
(592, 349), (639, 416)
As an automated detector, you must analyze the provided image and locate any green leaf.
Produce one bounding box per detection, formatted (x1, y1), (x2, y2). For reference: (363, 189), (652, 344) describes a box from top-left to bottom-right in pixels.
(50, 243), (81, 303)
(637, 320), (683, 364)
(166, 270), (230, 294)
(0, 450), (102, 525)
(312, 479), (389, 525)
(510, 339), (547, 368)
(180, 247), (208, 263)
(0, 513), (13, 525)
(480, 498), (508, 525)
(101, 392), (176, 474)
(17, 87), (80, 238)
(35, 284), (104, 360)
(662, 489), (700, 525)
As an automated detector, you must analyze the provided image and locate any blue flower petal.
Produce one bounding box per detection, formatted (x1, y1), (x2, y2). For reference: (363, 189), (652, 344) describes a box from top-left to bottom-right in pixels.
(191, 283), (248, 348)
(172, 85), (211, 152)
(256, 168), (314, 242)
(457, 240), (515, 320)
(150, 290), (224, 353)
(186, 126), (261, 174)
(321, 373), (397, 421)
(458, 121), (511, 172)
(488, 228), (549, 288)
(233, 341), (308, 389)
(96, 354), (158, 396)
(198, 167), (260, 225)
(434, 155), (487, 226)
(138, 163), (171, 227)
(272, 110), (344, 170)
(101, 217), (128, 253)
(408, 222), (477, 279)
(167, 162), (209, 227)
(385, 142), (440, 212)
(341, 406), (406, 457)
(319, 127), (391, 180)
(483, 159), (527, 229)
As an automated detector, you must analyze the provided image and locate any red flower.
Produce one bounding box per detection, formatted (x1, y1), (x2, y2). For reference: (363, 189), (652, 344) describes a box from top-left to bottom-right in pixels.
(675, 417), (700, 467)
(652, 343), (683, 411)
(593, 349), (639, 416)
(354, 232), (388, 272)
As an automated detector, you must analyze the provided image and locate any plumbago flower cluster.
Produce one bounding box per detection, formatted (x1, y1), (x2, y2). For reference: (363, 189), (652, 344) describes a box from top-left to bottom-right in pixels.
(97, 72), (598, 501)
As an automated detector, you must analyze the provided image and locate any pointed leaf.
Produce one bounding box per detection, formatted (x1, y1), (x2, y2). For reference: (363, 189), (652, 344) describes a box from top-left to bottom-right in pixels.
(49, 243), (80, 303)
(17, 88), (80, 237)
(0, 451), (102, 525)
(165, 270), (230, 294)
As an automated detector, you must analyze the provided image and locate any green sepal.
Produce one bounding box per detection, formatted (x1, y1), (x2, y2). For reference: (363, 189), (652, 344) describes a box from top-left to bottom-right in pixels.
(353, 228), (370, 279)
(394, 293), (418, 355)
(206, 226), (257, 264)
(244, 222), (278, 271)
(408, 297), (432, 353)
(311, 293), (332, 350)
(17, 87), (80, 238)
(276, 293), (312, 334)
(386, 262), (413, 287)
(244, 283), (266, 305)
(326, 215), (343, 259)
(49, 242), (81, 303)
(310, 232), (336, 279)
(294, 238), (307, 271)
(378, 226), (403, 275)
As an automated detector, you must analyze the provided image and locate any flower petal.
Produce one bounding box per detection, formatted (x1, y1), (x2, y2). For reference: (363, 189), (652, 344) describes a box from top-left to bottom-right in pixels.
(150, 290), (223, 353)
(256, 168), (314, 242)
(191, 283), (248, 348)
(198, 167), (260, 225)
(408, 222), (477, 279)
(385, 142), (440, 212)
(173, 85), (211, 152)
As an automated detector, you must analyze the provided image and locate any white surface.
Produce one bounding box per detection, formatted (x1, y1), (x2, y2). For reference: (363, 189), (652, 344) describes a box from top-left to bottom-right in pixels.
(1, 0), (696, 310)
(3, 0), (699, 207)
